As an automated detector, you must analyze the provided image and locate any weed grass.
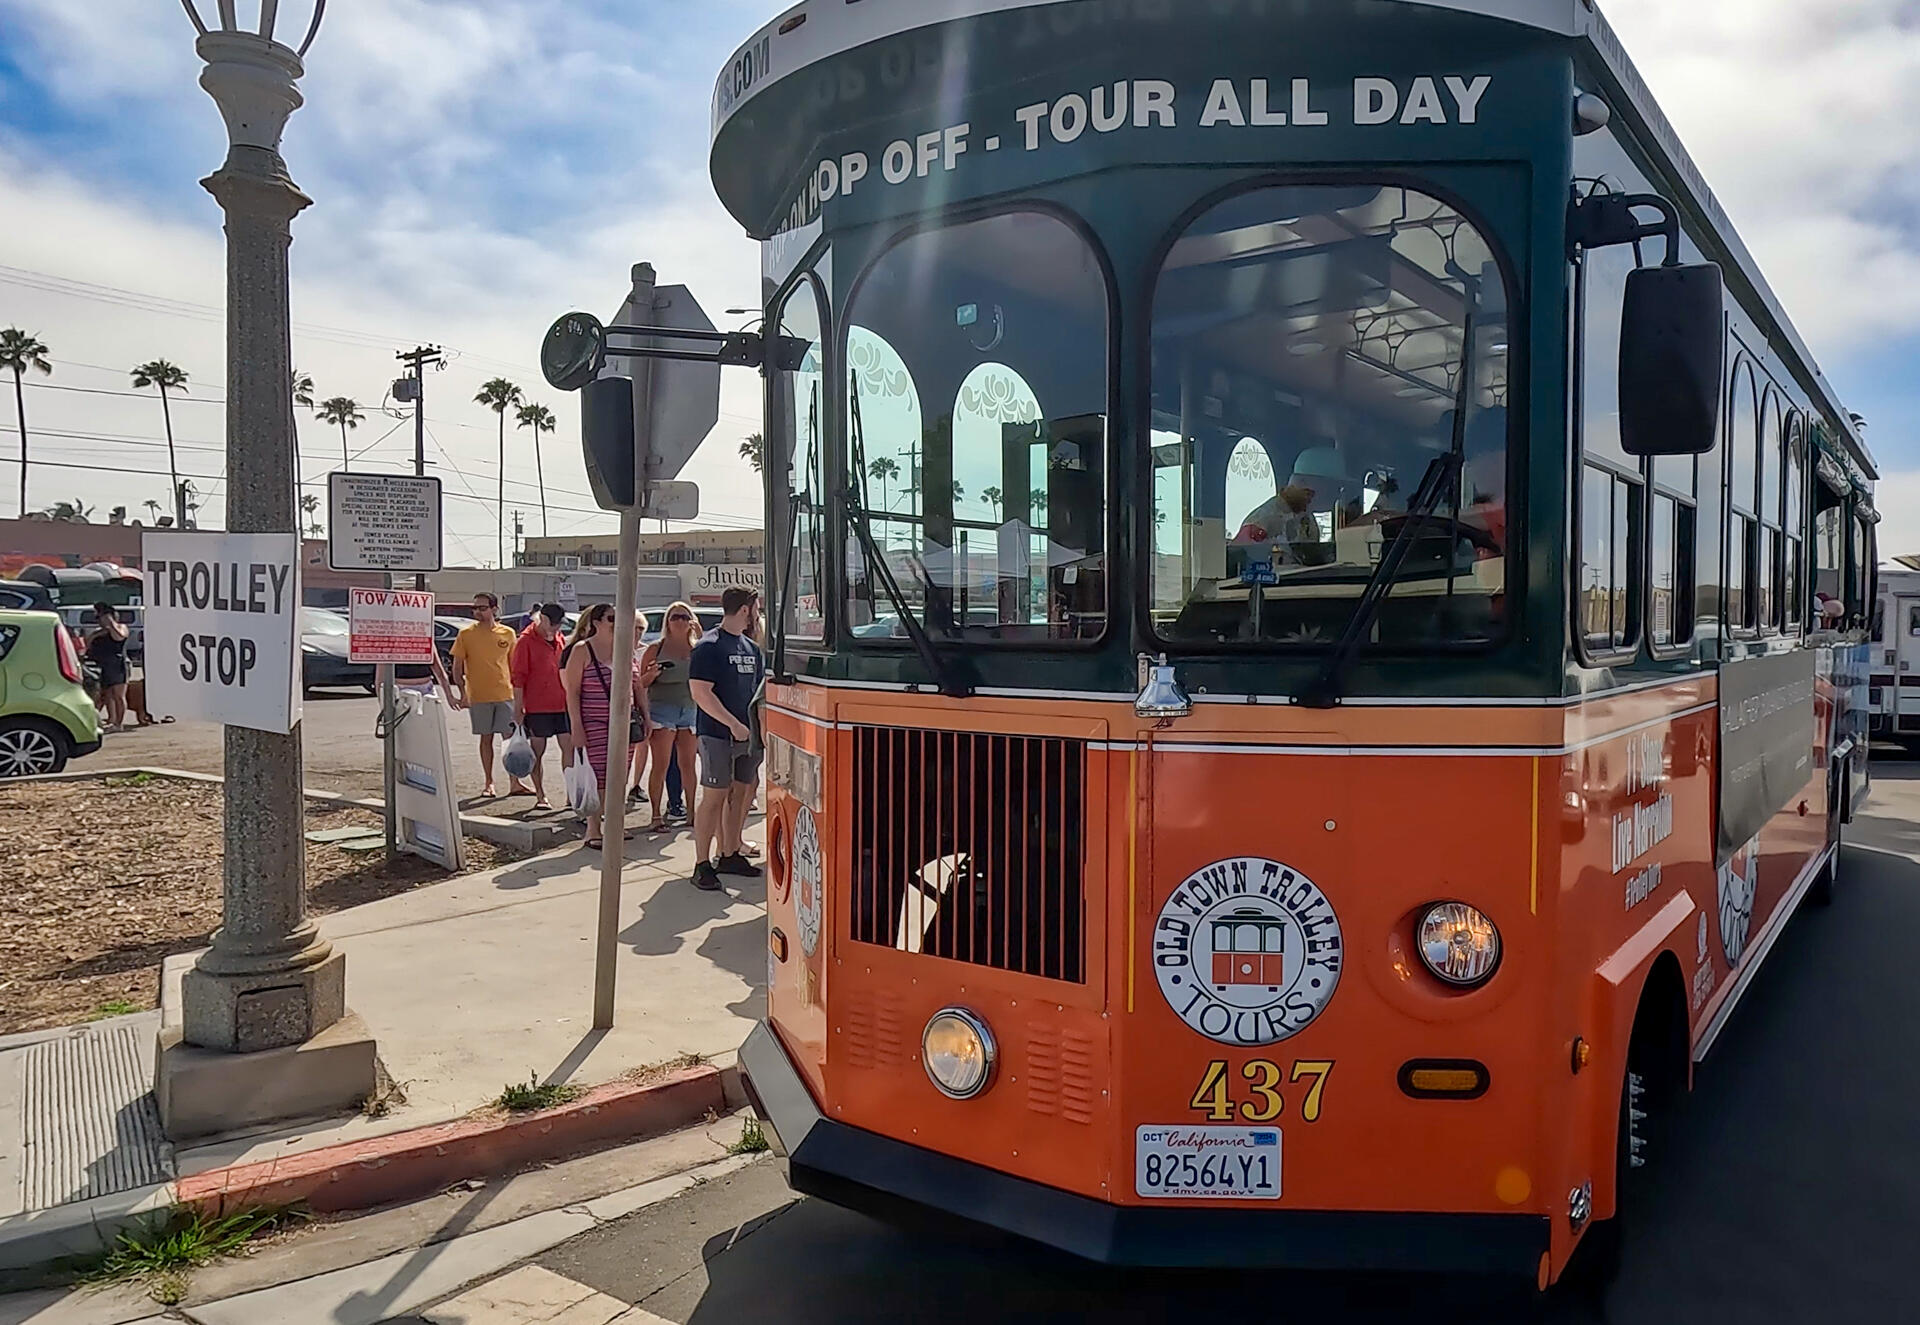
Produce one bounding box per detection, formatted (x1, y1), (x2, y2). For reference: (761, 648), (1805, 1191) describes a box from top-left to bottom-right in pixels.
(728, 1116), (770, 1155)
(85, 1206), (290, 1294)
(496, 1073), (585, 1113)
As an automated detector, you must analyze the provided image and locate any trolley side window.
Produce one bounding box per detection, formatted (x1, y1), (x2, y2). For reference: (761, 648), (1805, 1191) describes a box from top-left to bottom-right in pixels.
(775, 275), (828, 643)
(1146, 183), (1512, 649)
(843, 211), (1110, 644)
(1725, 360), (1760, 633)
(1784, 414), (1807, 634)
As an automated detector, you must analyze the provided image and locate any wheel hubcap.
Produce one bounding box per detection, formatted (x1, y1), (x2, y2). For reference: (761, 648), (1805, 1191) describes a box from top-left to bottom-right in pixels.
(0, 729), (58, 776)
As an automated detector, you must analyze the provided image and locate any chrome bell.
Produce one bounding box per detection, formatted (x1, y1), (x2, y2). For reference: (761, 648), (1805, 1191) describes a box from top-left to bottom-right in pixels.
(1135, 653), (1191, 719)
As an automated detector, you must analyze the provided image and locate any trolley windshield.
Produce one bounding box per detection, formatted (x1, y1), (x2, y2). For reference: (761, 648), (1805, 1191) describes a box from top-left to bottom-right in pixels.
(1147, 183), (1511, 649)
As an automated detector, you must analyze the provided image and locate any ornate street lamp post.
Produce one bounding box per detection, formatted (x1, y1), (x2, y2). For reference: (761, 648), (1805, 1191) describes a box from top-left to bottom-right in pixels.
(161, 0), (373, 1138)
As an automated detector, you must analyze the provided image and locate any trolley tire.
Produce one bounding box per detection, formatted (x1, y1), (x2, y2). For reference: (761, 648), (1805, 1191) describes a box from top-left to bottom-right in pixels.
(1563, 969), (1687, 1297)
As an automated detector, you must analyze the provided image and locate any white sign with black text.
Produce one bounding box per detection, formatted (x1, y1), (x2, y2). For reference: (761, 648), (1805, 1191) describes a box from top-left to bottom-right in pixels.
(328, 472), (443, 573)
(141, 532), (302, 734)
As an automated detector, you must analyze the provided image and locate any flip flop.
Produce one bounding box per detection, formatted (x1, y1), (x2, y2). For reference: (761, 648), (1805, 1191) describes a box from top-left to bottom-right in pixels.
(586, 838), (603, 850)
(533, 800), (553, 812)
(648, 820), (670, 834)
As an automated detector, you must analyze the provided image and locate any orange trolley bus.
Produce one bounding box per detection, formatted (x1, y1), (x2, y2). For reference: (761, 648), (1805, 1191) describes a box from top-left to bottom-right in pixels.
(710, 0), (1881, 1291)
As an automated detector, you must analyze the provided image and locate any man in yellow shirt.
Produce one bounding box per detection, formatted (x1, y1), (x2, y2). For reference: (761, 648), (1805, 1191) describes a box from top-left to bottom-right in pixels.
(450, 593), (526, 798)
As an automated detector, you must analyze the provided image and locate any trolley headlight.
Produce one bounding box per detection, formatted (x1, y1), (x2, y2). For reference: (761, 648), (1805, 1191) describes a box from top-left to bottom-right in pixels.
(1417, 902), (1502, 987)
(922, 1008), (995, 1099)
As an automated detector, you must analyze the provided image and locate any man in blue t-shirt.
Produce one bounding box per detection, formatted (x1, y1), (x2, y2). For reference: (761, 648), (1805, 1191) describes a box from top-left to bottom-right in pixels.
(688, 586), (766, 891)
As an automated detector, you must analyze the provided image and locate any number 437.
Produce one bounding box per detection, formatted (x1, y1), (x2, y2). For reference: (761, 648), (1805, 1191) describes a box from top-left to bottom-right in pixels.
(1189, 1059), (1334, 1123)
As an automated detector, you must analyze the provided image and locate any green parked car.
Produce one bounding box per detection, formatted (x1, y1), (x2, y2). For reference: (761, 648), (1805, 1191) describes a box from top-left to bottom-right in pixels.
(0, 609), (103, 777)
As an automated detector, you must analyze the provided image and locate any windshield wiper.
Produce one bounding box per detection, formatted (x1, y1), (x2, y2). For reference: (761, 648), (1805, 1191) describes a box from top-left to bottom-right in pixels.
(1297, 312), (1477, 710)
(847, 375), (975, 698)
(1294, 451), (1464, 708)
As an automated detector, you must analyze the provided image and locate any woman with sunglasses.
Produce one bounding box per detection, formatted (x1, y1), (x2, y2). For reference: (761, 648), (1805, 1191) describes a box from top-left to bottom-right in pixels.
(640, 600), (703, 833)
(562, 603), (629, 849)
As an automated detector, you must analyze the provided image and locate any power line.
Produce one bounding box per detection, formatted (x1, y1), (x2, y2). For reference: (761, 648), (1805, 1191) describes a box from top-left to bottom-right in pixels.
(0, 263), (549, 379)
(24, 379), (228, 405)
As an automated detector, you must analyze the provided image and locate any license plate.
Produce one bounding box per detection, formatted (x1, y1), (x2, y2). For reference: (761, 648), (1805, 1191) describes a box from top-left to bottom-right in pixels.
(1134, 1126), (1281, 1200)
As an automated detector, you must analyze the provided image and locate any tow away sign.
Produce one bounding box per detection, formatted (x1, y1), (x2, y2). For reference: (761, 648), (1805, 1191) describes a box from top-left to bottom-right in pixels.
(141, 532), (302, 734)
(349, 588), (436, 664)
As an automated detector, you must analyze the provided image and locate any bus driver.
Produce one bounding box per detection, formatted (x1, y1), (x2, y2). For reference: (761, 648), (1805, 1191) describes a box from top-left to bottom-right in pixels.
(1234, 445), (1362, 567)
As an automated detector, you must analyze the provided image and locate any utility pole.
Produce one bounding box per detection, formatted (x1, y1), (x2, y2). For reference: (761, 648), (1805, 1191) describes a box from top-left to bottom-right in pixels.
(381, 344), (443, 859)
(394, 345), (443, 595)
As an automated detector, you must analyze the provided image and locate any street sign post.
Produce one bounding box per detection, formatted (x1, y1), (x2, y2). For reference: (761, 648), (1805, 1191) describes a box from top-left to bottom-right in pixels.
(140, 531), (302, 735)
(538, 262), (790, 1031)
(327, 472), (443, 573)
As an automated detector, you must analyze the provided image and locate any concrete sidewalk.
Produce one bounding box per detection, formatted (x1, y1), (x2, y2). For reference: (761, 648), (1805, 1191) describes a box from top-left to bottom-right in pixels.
(0, 824), (764, 1272)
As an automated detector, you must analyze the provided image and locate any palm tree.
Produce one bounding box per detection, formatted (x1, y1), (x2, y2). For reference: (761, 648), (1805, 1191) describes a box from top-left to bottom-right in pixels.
(299, 491), (322, 538)
(291, 368), (315, 489)
(44, 497), (94, 523)
(981, 485), (1003, 521)
(142, 498), (163, 525)
(740, 432), (764, 474)
(868, 456), (899, 510)
(515, 402), (556, 537)
(318, 397), (364, 470)
(1030, 488), (1049, 515)
(130, 360), (189, 525)
(475, 378), (523, 569)
(1, 329), (52, 516)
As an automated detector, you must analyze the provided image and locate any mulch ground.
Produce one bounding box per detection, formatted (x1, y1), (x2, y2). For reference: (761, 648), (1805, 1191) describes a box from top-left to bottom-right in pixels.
(0, 774), (525, 1035)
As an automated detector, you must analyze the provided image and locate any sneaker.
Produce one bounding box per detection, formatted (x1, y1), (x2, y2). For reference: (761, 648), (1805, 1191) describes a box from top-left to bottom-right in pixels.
(691, 860), (724, 892)
(716, 852), (762, 878)
(628, 786), (647, 805)
(667, 806), (689, 824)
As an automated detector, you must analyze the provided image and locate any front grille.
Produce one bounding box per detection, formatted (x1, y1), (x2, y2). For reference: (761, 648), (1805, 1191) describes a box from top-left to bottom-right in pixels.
(849, 725), (1085, 983)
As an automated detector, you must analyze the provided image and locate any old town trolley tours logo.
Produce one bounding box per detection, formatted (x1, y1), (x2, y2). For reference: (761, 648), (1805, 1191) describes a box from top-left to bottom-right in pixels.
(793, 805), (823, 958)
(1153, 856), (1343, 1045)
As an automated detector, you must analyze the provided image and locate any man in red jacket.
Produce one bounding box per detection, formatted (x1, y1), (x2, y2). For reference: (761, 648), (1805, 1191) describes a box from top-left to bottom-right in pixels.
(510, 603), (570, 811)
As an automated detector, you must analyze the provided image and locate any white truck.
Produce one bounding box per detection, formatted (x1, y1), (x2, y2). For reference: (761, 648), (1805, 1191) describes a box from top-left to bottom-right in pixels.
(1870, 565), (1920, 742)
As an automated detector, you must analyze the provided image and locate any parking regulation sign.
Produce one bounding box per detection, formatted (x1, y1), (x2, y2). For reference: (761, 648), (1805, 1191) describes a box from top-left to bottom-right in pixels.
(348, 588), (436, 664)
(328, 472), (443, 573)
(141, 531), (302, 734)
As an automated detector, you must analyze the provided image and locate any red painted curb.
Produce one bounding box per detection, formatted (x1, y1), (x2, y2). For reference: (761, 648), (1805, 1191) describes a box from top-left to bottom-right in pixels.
(176, 1065), (726, 1217)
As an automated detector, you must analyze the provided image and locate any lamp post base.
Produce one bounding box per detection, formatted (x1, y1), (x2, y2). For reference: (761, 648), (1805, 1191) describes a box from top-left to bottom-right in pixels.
(181, 944), (348, 1054)
(156, 952), (377, 1142)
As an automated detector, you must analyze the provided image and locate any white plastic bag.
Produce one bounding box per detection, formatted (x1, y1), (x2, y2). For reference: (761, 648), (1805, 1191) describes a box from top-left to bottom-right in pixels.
(502, 725), (536, 781)
(564, 750), (600, 817)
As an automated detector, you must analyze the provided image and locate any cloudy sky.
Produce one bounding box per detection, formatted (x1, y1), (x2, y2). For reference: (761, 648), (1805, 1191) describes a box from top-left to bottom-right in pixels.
(0, 0), (1916, 562)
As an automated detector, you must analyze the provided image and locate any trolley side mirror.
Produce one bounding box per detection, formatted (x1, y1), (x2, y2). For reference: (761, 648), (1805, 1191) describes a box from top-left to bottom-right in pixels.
(1619, 262), (1724, 457)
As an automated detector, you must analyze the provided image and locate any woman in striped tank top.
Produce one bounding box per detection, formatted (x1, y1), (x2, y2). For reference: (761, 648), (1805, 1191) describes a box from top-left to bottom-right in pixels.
(562, 604), (623, 849)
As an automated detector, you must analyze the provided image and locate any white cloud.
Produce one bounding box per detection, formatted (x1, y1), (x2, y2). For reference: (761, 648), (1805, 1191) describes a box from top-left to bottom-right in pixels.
(1603, 0), (1920, 360)
(1871, 471), (1920, 563)
(3, 0), (1919, 548)
(0, 1), (773, 557)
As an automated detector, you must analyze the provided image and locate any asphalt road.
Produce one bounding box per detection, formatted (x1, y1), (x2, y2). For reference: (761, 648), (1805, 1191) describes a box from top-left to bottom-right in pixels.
(464, 769), (1920, 1325)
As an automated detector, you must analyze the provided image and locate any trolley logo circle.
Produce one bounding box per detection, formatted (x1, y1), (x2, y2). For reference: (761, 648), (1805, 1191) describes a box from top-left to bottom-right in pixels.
(1153, 857), (1343, 1046)
(794, 805), (823, 957)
